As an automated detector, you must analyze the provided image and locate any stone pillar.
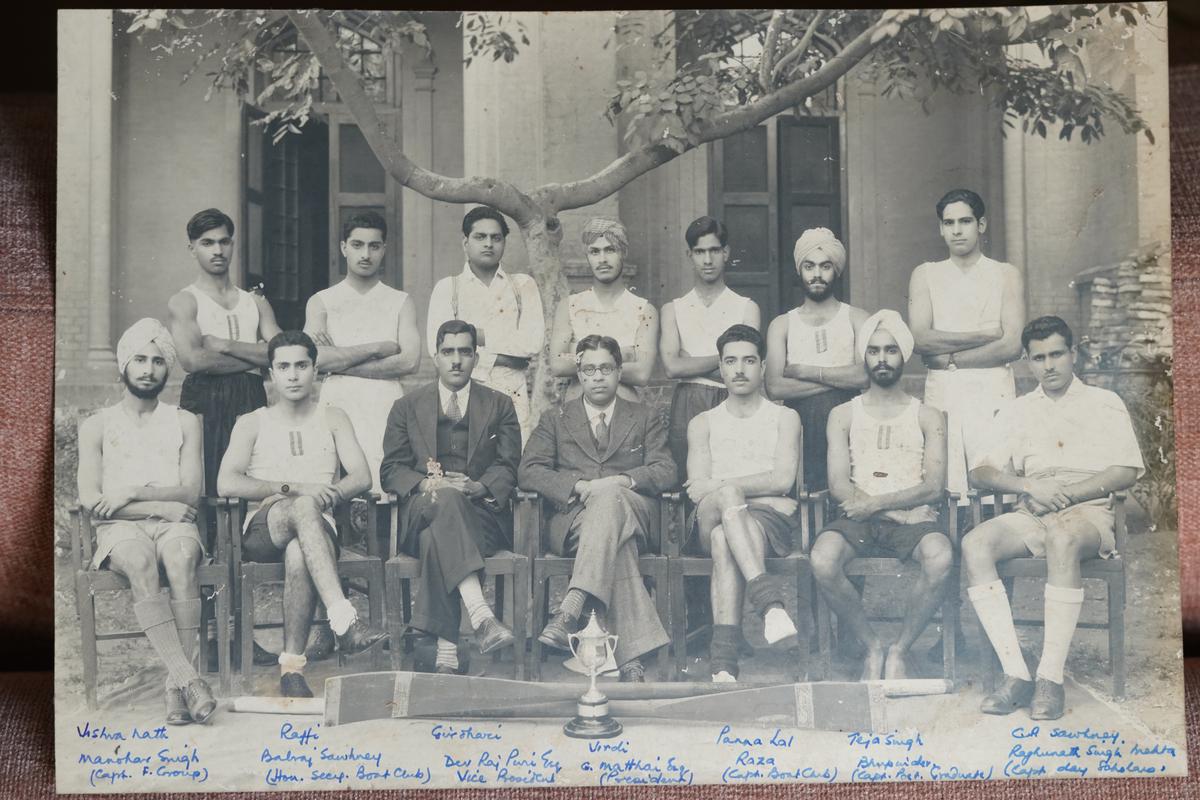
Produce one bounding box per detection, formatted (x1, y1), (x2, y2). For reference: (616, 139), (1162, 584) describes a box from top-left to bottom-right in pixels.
(401, 60), (438, 316)
(1002, 113), (1026, 272)
(86, 10), (116, 372)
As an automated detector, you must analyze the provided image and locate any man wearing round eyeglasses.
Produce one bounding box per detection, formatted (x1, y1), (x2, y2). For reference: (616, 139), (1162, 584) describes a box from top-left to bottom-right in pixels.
(519, 335), (677, 682)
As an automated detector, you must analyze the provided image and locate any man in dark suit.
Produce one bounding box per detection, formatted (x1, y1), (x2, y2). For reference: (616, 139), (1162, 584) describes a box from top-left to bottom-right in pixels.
(519, 334), (677, 682)
(380, 319), (520, 674)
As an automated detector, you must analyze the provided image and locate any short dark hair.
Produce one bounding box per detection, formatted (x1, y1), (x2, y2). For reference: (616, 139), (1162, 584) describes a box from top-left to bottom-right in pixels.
(268, 330), (317, 365)
(435, 319), (478, 351)
(462, 206), (510, 238)
(341, 210), (387, 243)
(935, 189), (986, 221)
(716, 324), (765, 359)
(1021, 315), (1074, 352)
(187, 208), (235, 241)
(684, 216), (728, 249)
(575, 334), (622, 367)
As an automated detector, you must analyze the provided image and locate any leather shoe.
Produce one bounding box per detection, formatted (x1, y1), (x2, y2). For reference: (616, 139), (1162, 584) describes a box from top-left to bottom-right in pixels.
(475, 617), (516, 655)
(165, 686), (191, 726)
(538, 611), (575, 652)
(1029, 677), (1066, 720)
(280, 672), (314, 698)
(619, 660), (645, 683)
(306, 624), (337, 661)
(336, 619), (389, 656)
(980, 675), (1035, 715)
(252, 640), (279, 667)
(183, 678), (217, 724)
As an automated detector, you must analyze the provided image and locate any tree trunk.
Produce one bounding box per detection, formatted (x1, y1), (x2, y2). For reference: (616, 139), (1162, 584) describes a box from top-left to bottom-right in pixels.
(516, 211), (567, 427)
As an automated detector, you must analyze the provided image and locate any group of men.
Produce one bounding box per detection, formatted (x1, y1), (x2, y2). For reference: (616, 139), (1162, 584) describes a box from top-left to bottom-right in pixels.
(78, 187), (1145, 726)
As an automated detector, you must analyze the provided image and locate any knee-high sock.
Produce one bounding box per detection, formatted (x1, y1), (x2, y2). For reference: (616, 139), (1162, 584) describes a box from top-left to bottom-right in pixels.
(710, 624), (740, 678)
(457, 575), (494, 629)
(968, 580), (1031, 681)
(170, 598), (201, 666)
(559, 588), (586, 621)
(134, 596), (198, 689)
(1037, 584), (1085, 684)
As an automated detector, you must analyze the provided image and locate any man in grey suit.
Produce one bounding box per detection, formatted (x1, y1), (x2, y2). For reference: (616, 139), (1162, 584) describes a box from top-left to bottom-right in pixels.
(380, 320), (521, 674)
(518, 334), (677, 682)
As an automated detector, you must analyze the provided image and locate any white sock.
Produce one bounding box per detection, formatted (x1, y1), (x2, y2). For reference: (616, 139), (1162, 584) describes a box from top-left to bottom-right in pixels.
(327, 599), (358, 636)
(968, 581), (1031, 681)
(712, 671), (738, 683)
(436, 638), (459, 671)
(458, 575), (494, 629)
(278, 651), (307, 676)
(763, 607), (798, 644)
(1037, 584), (1085, 684)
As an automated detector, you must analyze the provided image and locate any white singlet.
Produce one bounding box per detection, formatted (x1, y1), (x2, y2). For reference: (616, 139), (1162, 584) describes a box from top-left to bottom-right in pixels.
(703, 398), (797, 516)
(848, 395), (936, 524)
(244, 407), (340, 532)
(785, 301), (856, 368)
(673, 287), (751, 388)
(98, 403), (184, 495)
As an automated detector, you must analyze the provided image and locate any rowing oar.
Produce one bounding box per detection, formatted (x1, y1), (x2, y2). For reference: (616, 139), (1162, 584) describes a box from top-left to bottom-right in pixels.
(307, 672), (952, 731)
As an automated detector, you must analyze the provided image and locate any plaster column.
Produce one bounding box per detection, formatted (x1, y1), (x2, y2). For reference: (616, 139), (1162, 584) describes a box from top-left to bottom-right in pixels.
(401, 60), (438, 317)
(86, 10), (116, 371)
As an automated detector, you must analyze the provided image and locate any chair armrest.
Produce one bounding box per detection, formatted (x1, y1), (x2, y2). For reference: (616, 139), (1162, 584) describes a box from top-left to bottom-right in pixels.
(795, 490), (829, 553)
(660, 492), (685, 557)
(1111, 491), (1129, 555)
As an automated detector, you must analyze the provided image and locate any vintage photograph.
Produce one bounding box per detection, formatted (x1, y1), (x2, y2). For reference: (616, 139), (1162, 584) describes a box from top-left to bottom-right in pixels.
(55, 5), (1182, 791)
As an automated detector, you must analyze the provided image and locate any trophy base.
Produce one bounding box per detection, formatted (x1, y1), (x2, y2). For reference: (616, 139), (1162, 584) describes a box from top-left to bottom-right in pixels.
(563, 715), (623, 739)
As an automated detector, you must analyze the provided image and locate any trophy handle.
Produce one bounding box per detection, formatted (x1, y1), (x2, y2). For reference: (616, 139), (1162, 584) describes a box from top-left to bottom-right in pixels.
(606, 633), (619, 654)
(567, 631), (581, 660)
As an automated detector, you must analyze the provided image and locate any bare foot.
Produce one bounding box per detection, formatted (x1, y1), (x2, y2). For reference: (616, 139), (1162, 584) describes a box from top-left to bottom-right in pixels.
(884, 645), (912, 680)
(860, 644), (885, 681)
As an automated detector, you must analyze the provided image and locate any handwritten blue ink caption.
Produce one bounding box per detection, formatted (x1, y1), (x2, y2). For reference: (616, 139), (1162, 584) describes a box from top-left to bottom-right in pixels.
(1006, 726), (1179, 779)
(75, 723), (209, 787)
(261, 719), (431, 786)
(446, 747), (564, 785)
(847, 730), (993, 782)
(715, 725), (835, 784)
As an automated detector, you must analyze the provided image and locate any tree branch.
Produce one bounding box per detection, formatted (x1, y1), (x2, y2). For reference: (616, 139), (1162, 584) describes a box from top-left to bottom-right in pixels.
(772, 10), (827, 85)
(759, 11), (785, 91)
(289, 11), (540, 224)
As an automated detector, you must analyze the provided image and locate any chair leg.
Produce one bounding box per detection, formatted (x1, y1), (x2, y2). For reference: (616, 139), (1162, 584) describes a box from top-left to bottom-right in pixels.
(75, 574), (99, 710)
(401, 581), (413, 656)
(513, 560), (528, 681)
(215, 579), (232, 696)
(942, 568), (959, 684)
(652, 561), (669, 682)
(240, 575), (256, 696)
(492, 574), (506, 667)
(369, 562), (385, 671)
(1108, 575), (1126, 701)
(385, 568), (405, 672)
(816, 594), (833, 682)
(670, 566), (688, 680)
(531, 573), (548, 682)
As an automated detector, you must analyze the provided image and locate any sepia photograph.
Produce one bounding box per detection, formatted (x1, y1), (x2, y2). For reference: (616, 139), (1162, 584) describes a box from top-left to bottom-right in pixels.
(54, 5), (1183, 791)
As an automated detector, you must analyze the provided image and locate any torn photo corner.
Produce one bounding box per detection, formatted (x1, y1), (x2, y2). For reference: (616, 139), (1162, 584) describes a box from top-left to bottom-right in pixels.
(54, 4), (1183, 792)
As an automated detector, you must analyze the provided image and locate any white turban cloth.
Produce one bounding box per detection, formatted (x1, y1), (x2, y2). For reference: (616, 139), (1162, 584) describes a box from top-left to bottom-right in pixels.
(793, 227), (847, 277)
(581, 217), (630, 255)
(858, 309), (914, 364)
(117, 317), (177, 377)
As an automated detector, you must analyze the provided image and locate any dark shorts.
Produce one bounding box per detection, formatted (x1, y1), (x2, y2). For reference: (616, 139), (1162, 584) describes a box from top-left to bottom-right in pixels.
(241, 496), (339, 564)
(688, 502), (799, 558)
(820, 515), (944, 561)
(180, 371), (267, 495)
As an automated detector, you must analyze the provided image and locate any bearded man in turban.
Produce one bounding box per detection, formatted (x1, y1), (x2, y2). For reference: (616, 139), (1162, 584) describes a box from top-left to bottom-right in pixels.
(549, 217), (659, 403)
(765, 227), (872, 490)
(809, 311), (952, 682)
(76, 319), (218, 725)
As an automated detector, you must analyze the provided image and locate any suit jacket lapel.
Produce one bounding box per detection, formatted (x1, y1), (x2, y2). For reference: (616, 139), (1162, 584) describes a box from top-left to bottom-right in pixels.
(465, 382), (489, 467)
(564, 398), (599, 462)
(601, 397), (636, 462)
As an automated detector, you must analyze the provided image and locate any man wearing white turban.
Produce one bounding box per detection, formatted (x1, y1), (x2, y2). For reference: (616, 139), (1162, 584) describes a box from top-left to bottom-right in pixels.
(77, 319), (217, 725)
(766, 227), (870, 490)
(908, 189), (1025, 500)
(550, 217), (659, 403)
(810, 310), (952, 682)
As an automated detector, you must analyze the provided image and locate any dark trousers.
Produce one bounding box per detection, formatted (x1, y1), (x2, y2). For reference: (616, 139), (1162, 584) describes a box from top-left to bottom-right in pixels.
(786, 388), (858, 491)
(399, 488), (509, 642)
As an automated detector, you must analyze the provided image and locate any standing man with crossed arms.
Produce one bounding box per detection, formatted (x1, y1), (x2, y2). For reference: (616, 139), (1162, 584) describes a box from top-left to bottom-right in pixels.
(766, 228), (870, 491)
(908, 189), (1024, 499)
(426, 206), (544, 444)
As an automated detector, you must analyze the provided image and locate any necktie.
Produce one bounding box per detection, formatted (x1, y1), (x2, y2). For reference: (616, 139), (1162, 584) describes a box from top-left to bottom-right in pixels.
(595, 411), (610, 452)
(447, 391), (462, 422)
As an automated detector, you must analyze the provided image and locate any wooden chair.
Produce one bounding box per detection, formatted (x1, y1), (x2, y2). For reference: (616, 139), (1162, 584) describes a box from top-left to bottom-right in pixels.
(379, 492), (529, 679)
(663, 443), (819, 683)
(970, 491), (1129, 699)
(222, 494), (386, 692)
(69, 499), (232, 709)
(517, 489), (672, 681)
(809, 490), (961, 682)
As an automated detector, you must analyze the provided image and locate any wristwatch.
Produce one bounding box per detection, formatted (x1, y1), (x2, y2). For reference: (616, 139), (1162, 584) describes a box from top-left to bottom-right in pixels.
(946, 352), (958, 372)
(280, 483), (291, 496)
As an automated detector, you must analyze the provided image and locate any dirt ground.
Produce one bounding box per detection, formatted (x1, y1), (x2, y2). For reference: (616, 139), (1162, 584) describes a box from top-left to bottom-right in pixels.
(54, 493), (1184, 743)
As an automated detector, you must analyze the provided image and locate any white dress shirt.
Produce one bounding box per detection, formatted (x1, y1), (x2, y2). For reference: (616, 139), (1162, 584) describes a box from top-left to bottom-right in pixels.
(437, 382), (471, 419)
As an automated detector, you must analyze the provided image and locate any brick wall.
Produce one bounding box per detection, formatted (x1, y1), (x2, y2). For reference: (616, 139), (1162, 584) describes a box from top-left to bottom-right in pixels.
(1077, 244), (1172, 364)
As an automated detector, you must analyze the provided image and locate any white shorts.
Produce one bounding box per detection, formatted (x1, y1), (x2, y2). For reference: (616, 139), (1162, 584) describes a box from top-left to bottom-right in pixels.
(990, 502), (1118, 560)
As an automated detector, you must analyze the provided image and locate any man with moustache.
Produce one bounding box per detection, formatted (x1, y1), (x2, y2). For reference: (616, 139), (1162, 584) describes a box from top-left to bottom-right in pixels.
(218, 331), (389, 698)
(550, 218), (658, 402)
(908, 189), (1025, 500)
(809, 311), (951, 681)
(168, 208), (282, 496)
(660, 216), (761, 470)
(76, 319), (216, 724)
(520, 335), (676, 682)
(306, 211), (421, 495)
(964, 316), (1143, 720)
(380, 319), (521, 674)
(766, 228), (870, 491)
(426, 206), (544, 443)
(685, 325), (803, 682)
